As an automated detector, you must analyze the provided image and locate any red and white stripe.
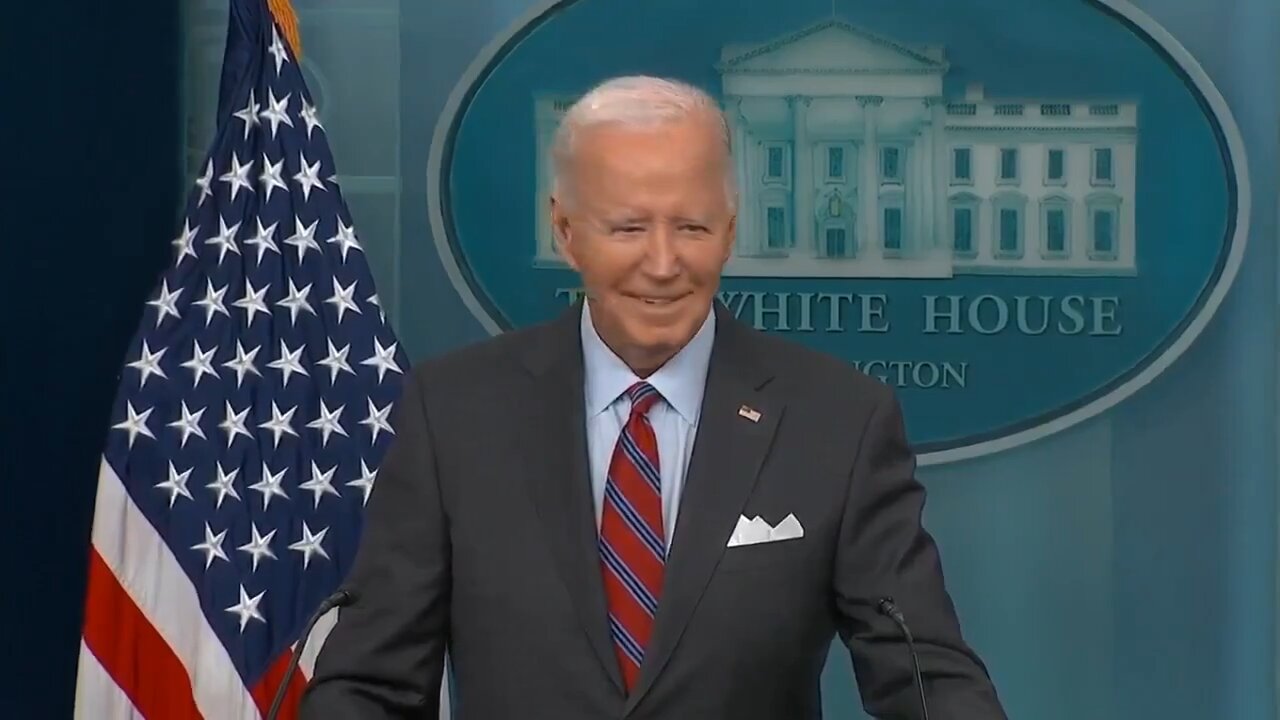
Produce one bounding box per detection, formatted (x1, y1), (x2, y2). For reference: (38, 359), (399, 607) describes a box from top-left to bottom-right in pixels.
(75, 457), (452, 719)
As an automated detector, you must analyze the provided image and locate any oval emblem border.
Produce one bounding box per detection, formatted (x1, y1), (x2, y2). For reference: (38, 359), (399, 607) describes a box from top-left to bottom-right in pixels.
(425, 0), (1251, 466)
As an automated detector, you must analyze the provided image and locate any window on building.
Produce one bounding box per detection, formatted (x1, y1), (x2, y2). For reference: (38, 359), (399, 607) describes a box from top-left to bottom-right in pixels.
(881, 147), (902, 183)
(1040, 196), (1071, 257)
(999, 147), (1019, 183)
(883, 207), (903, 251)
(952, 147), (972, 184)
(767, 146), (784, 178)
(999, 209), (1020, 253)
(953, 206), (974, 254)
(1092, 147), (1114, 185)
(1046, 210), (1066, 253)
(766, 205), (788, 249)
(1093, 209), (1115, 255)
(1086, 192), (1120, 260)
(825, 226), (848, 257)
(827, 146), (845, 181)
(992, 191), (1027, 258)
(949, 193), (980, 257)
(1046, 148), (1065, 184)
(762, 142), (790, 185)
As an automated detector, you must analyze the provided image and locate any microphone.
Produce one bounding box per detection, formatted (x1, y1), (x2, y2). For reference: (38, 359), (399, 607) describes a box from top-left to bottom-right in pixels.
(266, 588), (358, 720)
(878, 597), (930, 720)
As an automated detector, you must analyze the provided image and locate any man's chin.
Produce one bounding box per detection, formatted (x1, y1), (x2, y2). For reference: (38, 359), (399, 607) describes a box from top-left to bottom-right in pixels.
(632, 331), (696, 363)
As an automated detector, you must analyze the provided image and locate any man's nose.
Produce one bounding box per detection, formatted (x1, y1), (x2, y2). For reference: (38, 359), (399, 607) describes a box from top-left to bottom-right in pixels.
(642, 227), (680, 279)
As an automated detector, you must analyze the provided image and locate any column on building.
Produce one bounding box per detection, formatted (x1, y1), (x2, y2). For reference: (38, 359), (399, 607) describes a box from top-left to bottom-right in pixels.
(917, 103), (934, 251)
(911, 129), (925, 255)
(726, 97), (754, 256)
(789, 96), (814, 256)
(857, 95), (883, 261)
(927, 96), (947, 253)
(1071, 143), (1090, 264)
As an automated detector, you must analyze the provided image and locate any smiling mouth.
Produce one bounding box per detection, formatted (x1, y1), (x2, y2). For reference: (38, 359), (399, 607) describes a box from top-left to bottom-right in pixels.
(632, 294), (685, 306)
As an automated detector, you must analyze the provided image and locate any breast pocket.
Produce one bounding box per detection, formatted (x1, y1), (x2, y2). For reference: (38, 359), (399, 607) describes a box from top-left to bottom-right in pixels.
(716, 535), (811, 574)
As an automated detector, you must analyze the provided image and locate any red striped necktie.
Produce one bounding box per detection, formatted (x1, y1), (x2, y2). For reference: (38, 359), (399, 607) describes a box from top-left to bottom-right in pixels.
(599, 381), (665, 693)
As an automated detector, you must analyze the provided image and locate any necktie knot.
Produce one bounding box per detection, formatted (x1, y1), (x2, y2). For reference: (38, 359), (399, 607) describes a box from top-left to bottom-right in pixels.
(626, 381), (661, 417)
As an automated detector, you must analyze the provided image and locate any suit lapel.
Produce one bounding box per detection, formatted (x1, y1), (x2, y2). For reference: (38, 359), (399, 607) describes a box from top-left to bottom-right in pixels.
(625, 304), (784, 714)
(517, 302), (625, 692)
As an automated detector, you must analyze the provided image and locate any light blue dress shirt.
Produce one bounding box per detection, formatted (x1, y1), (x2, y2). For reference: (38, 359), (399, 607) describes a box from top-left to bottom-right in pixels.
(581, 301), (715, 547)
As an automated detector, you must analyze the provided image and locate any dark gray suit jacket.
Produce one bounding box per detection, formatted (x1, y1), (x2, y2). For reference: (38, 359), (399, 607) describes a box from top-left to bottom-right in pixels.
(300, 300), (1007, 719)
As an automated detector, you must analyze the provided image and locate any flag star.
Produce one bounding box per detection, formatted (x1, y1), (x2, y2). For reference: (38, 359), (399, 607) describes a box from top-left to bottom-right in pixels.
(191, 522), (230, 569)
(250, 462), (290, 510)
(361, 398), (395, 443)
(367, 292), (386, 322)
(317, 339), (355, 383)
(232, 89), (260, 140)
(259, 154), (288, 202)
(347, 459), (377, 506)
(172, 219), (199, 265)
(205, 216), (243, 266)
(267, 339), (310, 386)
(126, 340), (168, 388)
(156, 461), (195, 508)
(145, 279), (183, 328)
(288, 522), (331, 569)
(298, 461), (341, 508)
(218, 152), (255, 201)
(325, 220), (362, 262)
(300, 98), (324, 138)
(284, 217), (321, 262)
(166, 400), (208, 448)
(305, 400), (348, 447)
(276, 279), (316, 326)
(195, 159), (214, 207)
(325, 277), (362, 323)
(180, 340), (221, 387)
(218, 400), (253, 448)
(243, 218), (281, 265)
(111, 401), (155, 448)
(206, 461), (242, 508)
(222, 341), (262, 388)
(225, 585), (267, 633)
(258, 401), (299, 449)
(237, 523), (277, 572)
(193, 279), (231, 326)
(268, 26), (290, 73)
(233, 279), (271, 326)
(258, 89), (293, 139)
(292, 151), (326, 202)
(361, 338), (403, 383)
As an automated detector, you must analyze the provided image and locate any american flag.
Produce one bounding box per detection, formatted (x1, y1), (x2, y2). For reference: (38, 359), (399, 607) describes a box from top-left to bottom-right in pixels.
(74, 1), (448, 717)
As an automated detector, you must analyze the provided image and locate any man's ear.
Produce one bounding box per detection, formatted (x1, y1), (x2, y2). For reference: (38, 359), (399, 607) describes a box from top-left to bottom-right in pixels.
(722, 212), (737, 263)
(550, 194), (580, 272)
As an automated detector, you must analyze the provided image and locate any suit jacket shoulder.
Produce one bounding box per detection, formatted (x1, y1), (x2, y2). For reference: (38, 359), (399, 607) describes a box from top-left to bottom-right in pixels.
(405, 308), (574, 407)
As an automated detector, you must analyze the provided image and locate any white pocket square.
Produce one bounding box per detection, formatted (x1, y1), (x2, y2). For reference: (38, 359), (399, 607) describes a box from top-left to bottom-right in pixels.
(726, 513), (804, 547)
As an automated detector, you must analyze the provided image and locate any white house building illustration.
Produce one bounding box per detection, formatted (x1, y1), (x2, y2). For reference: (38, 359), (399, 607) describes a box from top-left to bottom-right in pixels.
(533, 19), (1139, 278)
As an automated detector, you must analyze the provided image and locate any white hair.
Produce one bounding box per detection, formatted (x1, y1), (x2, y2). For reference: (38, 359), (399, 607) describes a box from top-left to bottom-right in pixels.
(551, 75), (737, 209)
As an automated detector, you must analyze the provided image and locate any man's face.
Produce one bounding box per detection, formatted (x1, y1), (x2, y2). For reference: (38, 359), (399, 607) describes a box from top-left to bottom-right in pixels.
(551, 114), (735, 374)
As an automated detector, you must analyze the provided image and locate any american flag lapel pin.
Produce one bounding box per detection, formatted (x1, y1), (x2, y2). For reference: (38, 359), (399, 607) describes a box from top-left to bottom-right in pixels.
(738, 404), (761, 423)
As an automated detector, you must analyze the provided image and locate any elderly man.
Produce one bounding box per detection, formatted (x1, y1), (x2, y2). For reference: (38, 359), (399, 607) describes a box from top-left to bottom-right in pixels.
(301, 75), (1007, 719)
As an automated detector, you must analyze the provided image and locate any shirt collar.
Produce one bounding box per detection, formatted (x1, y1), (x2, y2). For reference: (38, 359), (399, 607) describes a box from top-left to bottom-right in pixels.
(581, 300), (715, 424)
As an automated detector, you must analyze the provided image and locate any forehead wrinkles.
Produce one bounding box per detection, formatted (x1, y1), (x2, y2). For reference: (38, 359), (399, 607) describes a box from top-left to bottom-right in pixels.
(569, 134), (730, 216)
